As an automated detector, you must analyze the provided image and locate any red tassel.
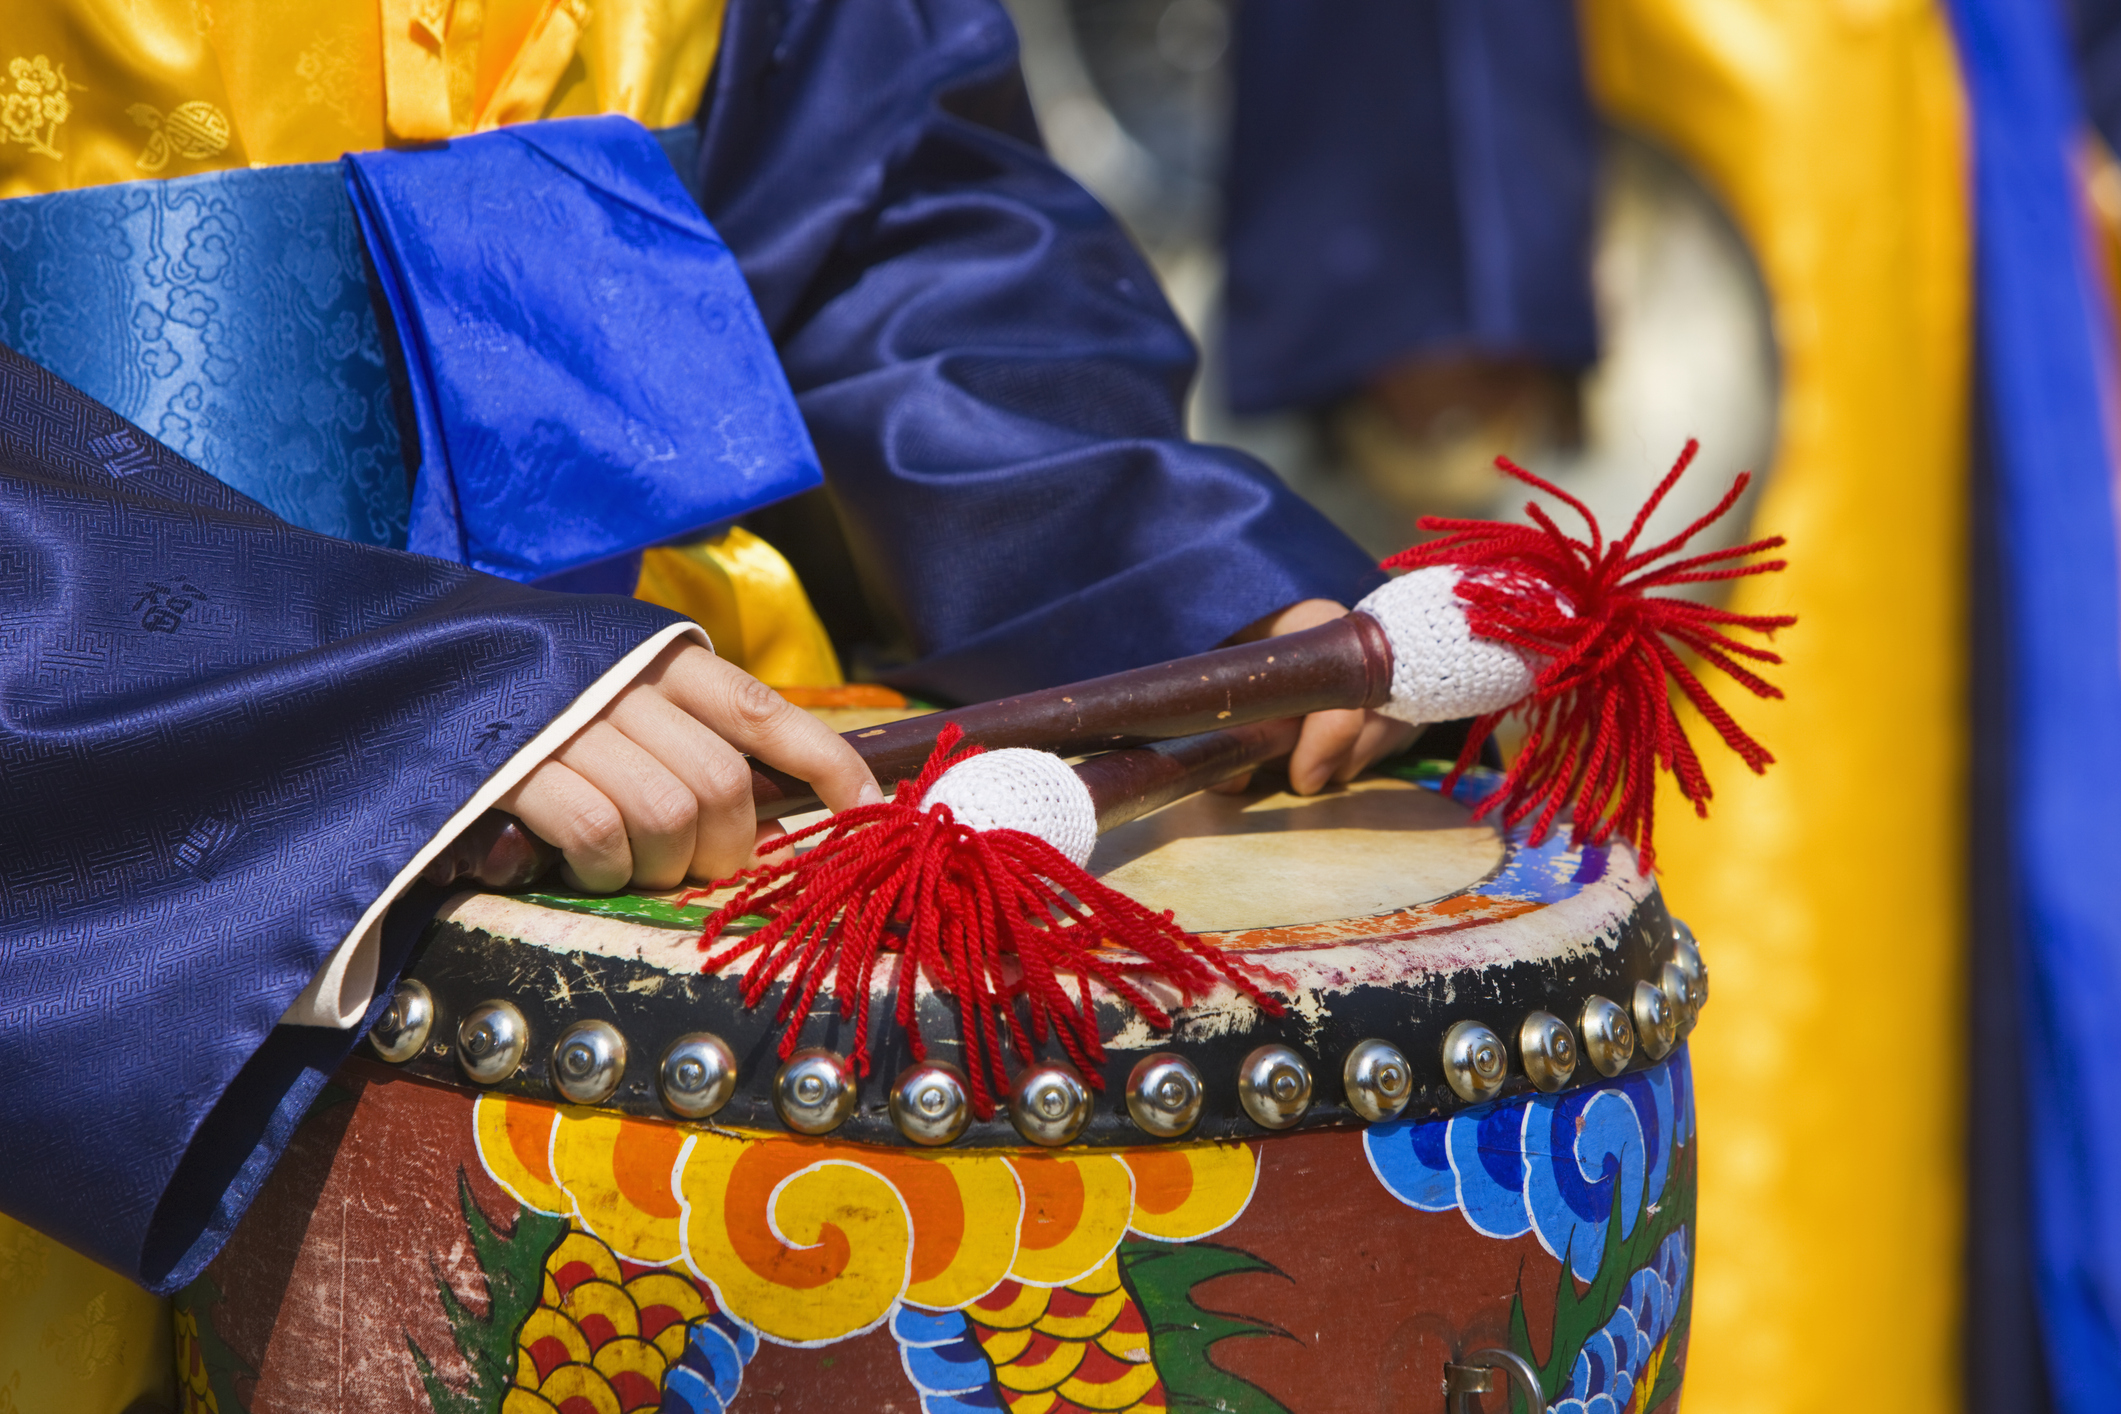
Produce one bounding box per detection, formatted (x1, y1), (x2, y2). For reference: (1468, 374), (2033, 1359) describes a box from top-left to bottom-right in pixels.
(1383, 439), (1793, 872)
(694, 724), (1284, 1119)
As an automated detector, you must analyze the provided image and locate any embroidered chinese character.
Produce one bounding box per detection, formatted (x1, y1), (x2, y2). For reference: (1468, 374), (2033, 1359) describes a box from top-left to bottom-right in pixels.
(133, 580), (208, 633)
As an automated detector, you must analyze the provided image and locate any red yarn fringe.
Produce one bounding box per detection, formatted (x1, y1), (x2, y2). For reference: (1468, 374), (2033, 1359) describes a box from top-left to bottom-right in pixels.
(693, 725), (1283, 1119)
(1383, 439), (1793, 872)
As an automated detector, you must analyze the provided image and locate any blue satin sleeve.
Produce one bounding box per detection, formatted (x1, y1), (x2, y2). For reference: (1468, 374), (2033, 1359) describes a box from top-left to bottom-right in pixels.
(691, 0), (1385, 703)
(1220, 0), (1599, 414)
(0, 342), (682, 1292)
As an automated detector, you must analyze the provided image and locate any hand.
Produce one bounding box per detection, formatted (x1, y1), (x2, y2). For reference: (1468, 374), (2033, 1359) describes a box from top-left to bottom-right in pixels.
(1226, 599), (1419, 795)
(494, 640), (881, 893)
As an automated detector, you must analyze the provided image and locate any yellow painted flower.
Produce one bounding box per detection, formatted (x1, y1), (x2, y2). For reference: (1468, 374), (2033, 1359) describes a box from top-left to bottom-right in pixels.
(475, 1094), (1261, 1348)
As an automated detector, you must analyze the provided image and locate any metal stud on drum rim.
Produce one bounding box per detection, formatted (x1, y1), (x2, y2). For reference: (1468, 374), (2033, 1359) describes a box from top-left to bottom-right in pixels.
(551, 1019), (627, 1106)
(1238, 1044), (1313, 1130)
(457, 1000), (528, 1085)
(1011, 1064), (1092, 1147)
(1672, 919), (1709, 1008)
(775, 1048), (857, 1135)
(1125, 1052), (1205, 1138)
(1633, 980), (1677, 1060)
(658, 1032), (737, 1120)
(1441, 1020), (1509, 1103)
(1661, 960), (1700, 1035)
(369, 979), (433, 1064)
(1341, 1038), (1414, 1122)
(1518, 1011), (1578, 1093)
(890, 1061), (971, 1147)
(1580, 994), (1636, 1078)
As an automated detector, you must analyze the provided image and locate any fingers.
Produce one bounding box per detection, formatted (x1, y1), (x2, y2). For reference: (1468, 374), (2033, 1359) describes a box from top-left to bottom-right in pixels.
(601, 684), (760, 883)
(648, 644), (882, 812)
(497, 758), (633, 893)
(753, 819), (793, 868)
(550, 720), (701, 890)
(1333, 715), (1421, 785)
(1287, 706), (1368, 794)
(1286, 709), (1422, 795)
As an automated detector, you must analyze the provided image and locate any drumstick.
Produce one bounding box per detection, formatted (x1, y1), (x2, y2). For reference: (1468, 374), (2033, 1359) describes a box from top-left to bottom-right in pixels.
(699, 442), (1793, 1115)
(754, 441), (1792, 879)
(428, 717), (1301, 892)
(747, 614), (1389, 821)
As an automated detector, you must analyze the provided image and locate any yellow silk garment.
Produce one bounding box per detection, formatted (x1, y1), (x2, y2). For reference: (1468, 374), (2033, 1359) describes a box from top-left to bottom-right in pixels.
(1581, 1), (1970, 1410)
(635, 527), (847, 688)
(0, 0), (726, 195)
(0, 0), (847, 688)
(0, 1212), (173, 1414)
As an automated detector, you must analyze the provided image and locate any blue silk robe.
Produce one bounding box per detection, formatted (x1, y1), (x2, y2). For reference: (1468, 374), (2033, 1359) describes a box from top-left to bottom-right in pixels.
(0, 0), (1380, 1294)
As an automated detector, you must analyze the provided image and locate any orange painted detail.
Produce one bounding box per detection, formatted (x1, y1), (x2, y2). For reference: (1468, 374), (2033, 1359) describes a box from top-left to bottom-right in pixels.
(1122, 1149), (1194, 1218)
(723, 1142), (852, 1290)
(1014, 1156), (1087, 1253)
(506, 1101), (560, 1185)
(608, 1119), (686, 1222)
(867, 1151), (967, 1283)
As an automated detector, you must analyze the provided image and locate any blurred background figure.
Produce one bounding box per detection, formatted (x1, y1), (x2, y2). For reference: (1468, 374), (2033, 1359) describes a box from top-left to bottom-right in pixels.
(1220, 0), (1601, 525)
(1004, 0), (1778, 566)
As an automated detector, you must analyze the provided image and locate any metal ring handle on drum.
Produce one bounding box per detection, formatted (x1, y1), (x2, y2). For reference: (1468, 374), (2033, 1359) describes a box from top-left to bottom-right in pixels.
(1443, 1348), (1547, 1413)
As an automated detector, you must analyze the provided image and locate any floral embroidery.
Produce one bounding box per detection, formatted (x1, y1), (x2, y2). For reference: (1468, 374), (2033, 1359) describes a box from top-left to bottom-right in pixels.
(0, 1228), (49, 1291)
(128, 100), (232, 172)
(294, 42), (357, 125)
(2, 55), (77, 161)
(41, 1292), (125, 1378)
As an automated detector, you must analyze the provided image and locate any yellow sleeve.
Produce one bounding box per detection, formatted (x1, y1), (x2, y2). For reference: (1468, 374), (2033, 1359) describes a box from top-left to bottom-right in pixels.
(635, 528), (847, 689)
(1, 0), (726, 197)
(0, 1212), (172, 1414)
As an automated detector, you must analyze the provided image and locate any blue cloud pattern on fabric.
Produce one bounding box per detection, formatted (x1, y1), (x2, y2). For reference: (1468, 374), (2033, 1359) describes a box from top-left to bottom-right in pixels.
(1363, 1051), (1692, 1283)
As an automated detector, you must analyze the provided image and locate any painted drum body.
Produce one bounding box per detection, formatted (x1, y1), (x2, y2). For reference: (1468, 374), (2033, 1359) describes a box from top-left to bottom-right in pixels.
(182, 765), (1700, 1414)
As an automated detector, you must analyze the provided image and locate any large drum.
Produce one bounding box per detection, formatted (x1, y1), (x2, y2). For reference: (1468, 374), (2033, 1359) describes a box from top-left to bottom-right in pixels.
(181, 760), (1702, 1414)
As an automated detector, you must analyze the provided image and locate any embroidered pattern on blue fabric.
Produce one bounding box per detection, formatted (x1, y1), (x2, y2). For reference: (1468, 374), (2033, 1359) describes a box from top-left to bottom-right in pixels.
(0, 164), (410, 546)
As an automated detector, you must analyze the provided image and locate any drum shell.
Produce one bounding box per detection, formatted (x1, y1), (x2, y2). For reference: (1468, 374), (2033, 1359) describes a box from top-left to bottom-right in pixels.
(182, 1048), (1695, 1414)
(182, 769), (1699, 1411)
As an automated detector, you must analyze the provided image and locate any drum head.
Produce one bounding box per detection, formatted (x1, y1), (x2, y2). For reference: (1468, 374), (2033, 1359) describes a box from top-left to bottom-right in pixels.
(1090, 775), (1504, 933)
(384, 761), (1692, 1147)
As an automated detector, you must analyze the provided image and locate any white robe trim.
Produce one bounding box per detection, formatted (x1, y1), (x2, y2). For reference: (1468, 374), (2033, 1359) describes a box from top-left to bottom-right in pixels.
(280, 619), (709, 1030)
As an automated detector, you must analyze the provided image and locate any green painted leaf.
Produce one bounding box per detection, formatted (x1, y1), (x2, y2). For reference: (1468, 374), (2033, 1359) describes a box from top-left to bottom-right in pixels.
(407, 1171), (567, 1414)
(1504, 1140), (1697, 1414)
(510, 890), (768, 933)
(1118, 1237), (1295, 1414)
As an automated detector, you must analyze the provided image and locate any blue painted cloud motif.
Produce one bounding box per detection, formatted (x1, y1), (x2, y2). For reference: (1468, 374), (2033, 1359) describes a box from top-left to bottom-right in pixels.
(1363, 1052), (1693, 1282)
(892, 1305), (1002, 1413)
(1552, 1229), (1690, 1414)
(659, 1312), (758, 1414)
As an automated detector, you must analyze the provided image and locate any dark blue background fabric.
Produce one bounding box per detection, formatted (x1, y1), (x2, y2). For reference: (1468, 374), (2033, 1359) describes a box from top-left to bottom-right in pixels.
(1218, 0), (1600, 413)
(345, 116), (823, 589)
(1951, 0), (2121, 1406)
(0, 342), (679, 1291)
(0, 164), (411, 547)
(691, 0), (1383, 701)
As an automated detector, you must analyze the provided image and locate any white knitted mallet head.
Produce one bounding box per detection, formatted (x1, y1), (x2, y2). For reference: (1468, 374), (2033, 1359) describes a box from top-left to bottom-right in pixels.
(1353, 566), (1540, 727)
(921, 748), (1099, 867)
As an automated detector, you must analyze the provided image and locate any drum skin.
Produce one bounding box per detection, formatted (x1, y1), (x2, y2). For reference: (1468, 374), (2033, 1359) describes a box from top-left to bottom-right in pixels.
(179, 768), (1698, 1413)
